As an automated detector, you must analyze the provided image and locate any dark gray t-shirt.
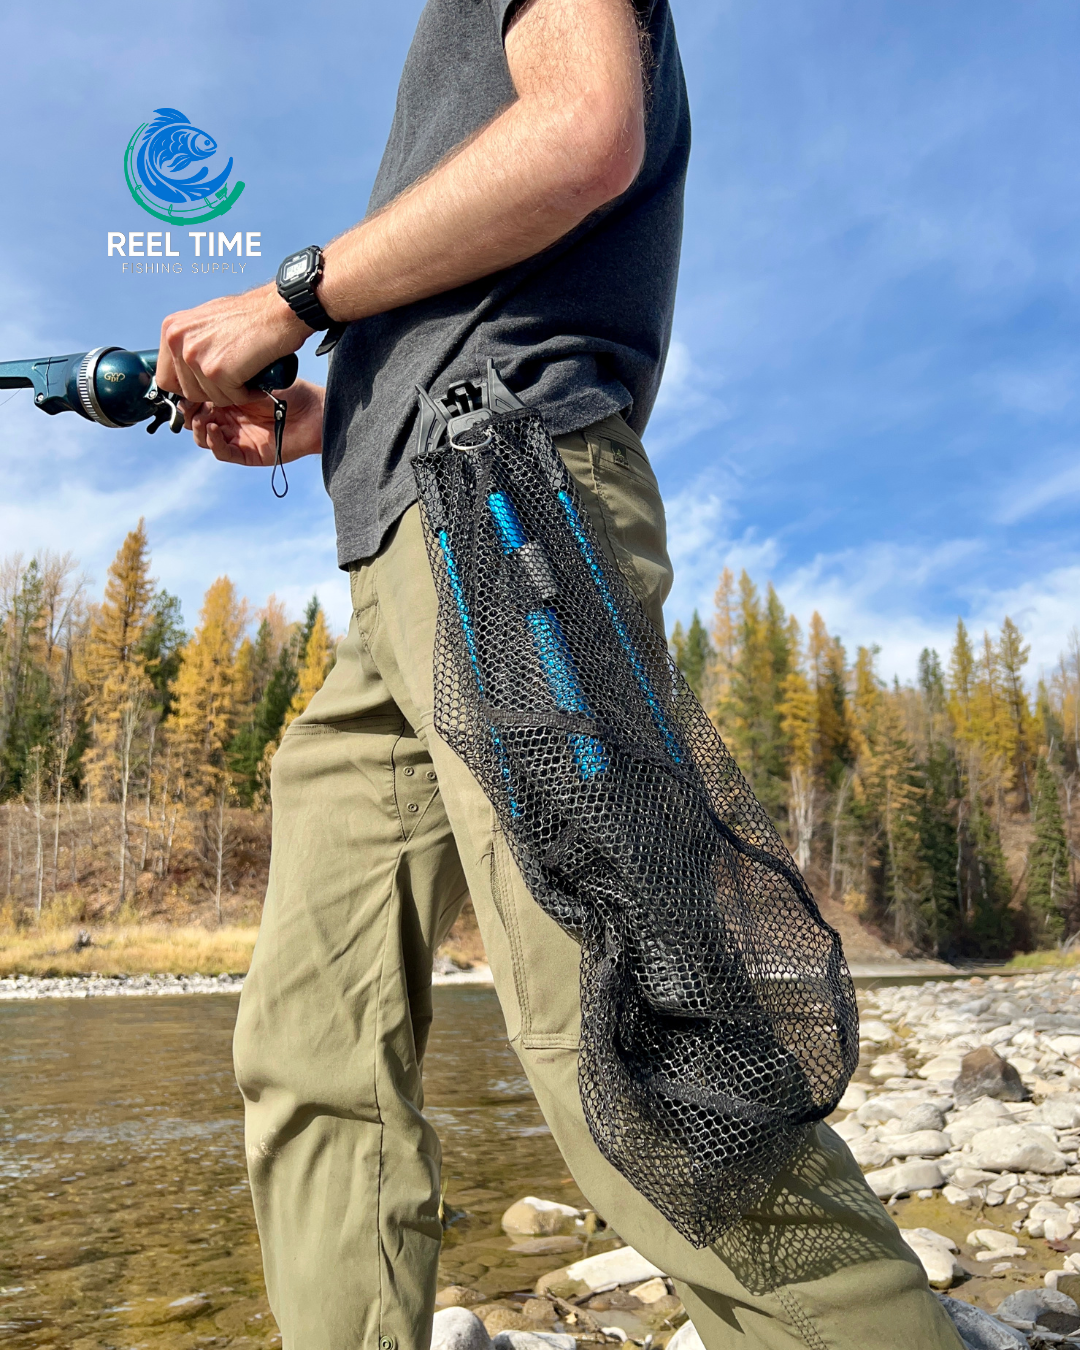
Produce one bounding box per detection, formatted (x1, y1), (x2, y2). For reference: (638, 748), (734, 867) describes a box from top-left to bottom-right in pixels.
(322, 0), (690, 567)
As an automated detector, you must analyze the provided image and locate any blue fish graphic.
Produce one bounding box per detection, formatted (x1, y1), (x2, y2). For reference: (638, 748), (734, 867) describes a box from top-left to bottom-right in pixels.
(135, 108), (234, 205)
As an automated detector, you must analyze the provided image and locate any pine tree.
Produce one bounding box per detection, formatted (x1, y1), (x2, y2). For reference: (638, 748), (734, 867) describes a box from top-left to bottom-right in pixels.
(138, 590), (186, 716)
(0, 559), (51, 796)
(673, 610), (713, 699)
(998, 616), (1034, 807)
(963, 797), (1014, 955)
(1028, 756), (1071, 941)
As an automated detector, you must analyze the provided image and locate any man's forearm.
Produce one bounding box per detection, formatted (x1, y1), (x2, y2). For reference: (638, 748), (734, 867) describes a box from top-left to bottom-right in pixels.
(317, 0), (645, 324)
(156, 0), (644, 407)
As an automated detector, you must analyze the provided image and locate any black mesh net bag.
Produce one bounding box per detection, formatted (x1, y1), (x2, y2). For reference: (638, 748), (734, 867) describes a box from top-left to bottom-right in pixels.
(413, 365), (859, 1248)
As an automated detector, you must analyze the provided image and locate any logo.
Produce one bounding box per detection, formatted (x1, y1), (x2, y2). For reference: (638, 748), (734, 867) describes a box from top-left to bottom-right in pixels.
(124, 108), (245, 225)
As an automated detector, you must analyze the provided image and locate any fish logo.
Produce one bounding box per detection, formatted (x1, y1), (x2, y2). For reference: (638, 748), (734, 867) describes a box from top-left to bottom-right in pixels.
(124, 108), (245, 225)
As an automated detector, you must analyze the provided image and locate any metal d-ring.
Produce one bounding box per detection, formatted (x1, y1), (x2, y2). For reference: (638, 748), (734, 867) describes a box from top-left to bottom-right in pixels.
(448, 427), (494, 451)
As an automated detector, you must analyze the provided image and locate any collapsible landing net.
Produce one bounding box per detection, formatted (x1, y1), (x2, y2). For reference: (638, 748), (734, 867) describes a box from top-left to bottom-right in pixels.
(413, 366), (859, 1246)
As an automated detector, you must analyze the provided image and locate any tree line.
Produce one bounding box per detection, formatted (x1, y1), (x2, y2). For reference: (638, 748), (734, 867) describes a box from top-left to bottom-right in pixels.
(671, 570), (1079, 957)
(0, 523), (335, 923)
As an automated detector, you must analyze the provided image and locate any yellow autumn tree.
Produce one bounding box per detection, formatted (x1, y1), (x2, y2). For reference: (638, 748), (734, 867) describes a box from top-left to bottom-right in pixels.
(778, 646), (817, 871)
(171, 577), (247, 921)
(79, 521), (156, 906)
(283, 605), (334, 732)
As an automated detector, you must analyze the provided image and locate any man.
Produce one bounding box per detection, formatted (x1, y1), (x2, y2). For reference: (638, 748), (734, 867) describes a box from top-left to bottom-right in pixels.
(158, 2), (965, 1348)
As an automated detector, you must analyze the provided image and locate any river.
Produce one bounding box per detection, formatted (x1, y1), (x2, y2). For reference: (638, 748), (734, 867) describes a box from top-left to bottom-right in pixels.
(0, 987), (590, 1348)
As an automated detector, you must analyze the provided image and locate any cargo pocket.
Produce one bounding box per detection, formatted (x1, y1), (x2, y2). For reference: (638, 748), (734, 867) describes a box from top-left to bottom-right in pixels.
(489, 824), (582, 1050)
(555, 415), (673, 638)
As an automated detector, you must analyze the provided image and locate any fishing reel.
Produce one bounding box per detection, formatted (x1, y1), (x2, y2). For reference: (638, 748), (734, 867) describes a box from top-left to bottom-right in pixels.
(0, 346), (298, 435)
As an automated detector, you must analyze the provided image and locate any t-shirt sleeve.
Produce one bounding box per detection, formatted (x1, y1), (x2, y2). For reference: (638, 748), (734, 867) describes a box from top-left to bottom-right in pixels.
(492, 0), (658, 44)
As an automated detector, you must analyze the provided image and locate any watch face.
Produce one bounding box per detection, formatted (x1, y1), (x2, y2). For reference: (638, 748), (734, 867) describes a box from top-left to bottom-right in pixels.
(282, 255), (309, 283)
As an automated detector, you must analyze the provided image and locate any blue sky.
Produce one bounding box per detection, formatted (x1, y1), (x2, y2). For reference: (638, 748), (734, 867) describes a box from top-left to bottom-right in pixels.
(1, 0), (1077, 684)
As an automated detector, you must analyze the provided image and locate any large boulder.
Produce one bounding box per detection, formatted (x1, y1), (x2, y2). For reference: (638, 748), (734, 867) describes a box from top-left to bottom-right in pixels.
(967, 1125), (1067, 1174)
(432, 1308), (494, 1350)
(501, 1197), (582, 1236)
(954, 1048), (1030, 1108)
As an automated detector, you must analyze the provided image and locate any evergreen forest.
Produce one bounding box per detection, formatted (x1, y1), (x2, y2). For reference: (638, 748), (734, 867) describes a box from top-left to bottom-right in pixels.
(671, 571), (1080, 958)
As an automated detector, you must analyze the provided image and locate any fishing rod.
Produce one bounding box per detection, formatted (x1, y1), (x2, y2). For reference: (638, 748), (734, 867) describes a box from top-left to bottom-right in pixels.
(0, 346), (299, 492)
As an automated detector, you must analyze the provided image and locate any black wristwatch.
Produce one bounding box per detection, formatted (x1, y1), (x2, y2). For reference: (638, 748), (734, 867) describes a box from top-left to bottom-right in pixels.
(276, 245), (334, 331)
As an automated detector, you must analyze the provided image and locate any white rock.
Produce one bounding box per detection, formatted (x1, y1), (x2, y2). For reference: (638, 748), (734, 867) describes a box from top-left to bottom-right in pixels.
(974, 1247), (1027, 1261)
(899, 1103), (947, 1133)
(869, 1054), (909, 1081)
(900, 1228), (960, 1288)
(629, 1278), (668, 1304)
(1049, 1036), (1080, 1059)
(1044, 1214), (1076, 1241)
(1037, 1097), (1080, 1129)
(947, 1099), (1014, 1147)
(564, 1247), (663, 1293)
(968, 1229), (1022, 1251)
(968, 1125), (1068, 1174)
(984, 1025), (1018, 1048)
(493, 1335), (575, 1350)
(1051, 1174), (1080, 1198)
(884, 1129), (952, 1158)
(432, 1309), (494, 1350)
(837, 1083), (868, 1112)
(849, 1137), (894, 1169)
(832, 1117), (866, 1143)
(1029, 1199), (1068, 1221)
(857, 1098), (902, 1125)
(919, 1055), (963, 1082)
(943, 1184), (971, 1205)
(864, 1161), (945, 1198)
(861, 1020), (895, 1045)
(954, 1167), (999, 1188)
(501, 1196), (582, 1235)
(666, 1322), (705, 1350)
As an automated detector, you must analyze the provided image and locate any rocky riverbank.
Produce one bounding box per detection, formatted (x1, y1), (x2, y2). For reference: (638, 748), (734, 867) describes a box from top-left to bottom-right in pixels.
(0, 957), (494, 1000)
(430, 970), (1080, 1350)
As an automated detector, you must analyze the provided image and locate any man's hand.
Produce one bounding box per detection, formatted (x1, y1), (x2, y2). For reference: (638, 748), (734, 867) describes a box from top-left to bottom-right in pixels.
(182, 379), (325, 467)
(157, 284), (311, 407)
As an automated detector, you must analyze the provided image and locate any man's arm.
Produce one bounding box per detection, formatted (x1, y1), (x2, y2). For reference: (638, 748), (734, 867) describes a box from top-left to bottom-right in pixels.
(161, 0), (645, 426)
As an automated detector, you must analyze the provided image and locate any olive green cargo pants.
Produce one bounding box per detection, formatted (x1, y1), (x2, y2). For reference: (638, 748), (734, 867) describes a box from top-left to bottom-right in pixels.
(233, 415), (963, 1350)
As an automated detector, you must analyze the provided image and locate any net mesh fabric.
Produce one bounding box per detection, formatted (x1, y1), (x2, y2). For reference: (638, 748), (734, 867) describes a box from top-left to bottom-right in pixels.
(415, 408), (859, 1247)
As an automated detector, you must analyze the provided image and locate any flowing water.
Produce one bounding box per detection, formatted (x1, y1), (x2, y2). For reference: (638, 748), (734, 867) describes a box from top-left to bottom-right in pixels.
(0, 988), (595, 1349)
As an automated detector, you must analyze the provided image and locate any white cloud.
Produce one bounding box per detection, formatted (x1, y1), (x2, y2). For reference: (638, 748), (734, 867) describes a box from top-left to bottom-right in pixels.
(995, 456), (1080, 524)
(647, 338), (731, 459)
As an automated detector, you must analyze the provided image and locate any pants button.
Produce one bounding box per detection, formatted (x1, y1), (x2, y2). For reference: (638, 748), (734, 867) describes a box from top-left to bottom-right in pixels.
(380, 1337), (396, 1350)
(426, 770), (436, 781)
(403, 766), (414, 777)
(406, 802), (419, 813)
